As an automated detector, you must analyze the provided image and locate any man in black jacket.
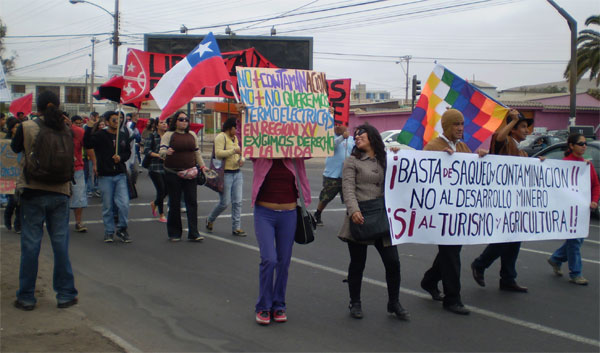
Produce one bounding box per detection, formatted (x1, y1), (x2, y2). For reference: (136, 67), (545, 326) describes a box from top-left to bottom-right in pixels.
(84, 111), (132, 243)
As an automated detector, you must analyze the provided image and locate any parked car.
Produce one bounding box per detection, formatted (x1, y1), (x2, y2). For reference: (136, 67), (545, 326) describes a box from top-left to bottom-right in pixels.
(520, 134), (565, 156)
(533, 140), (600, 218)
(380, 129), (414, 150)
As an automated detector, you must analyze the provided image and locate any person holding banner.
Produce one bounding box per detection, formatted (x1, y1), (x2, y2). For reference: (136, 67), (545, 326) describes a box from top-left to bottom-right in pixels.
(420, 109), (486, 316)
(313, 125), (354, 226)
(337, 124), (410, 321)
(547, 133), (599, 285)
(159, 111), (206, 242)
(471, 109), (531, 293)
(251, 156), (311, 325)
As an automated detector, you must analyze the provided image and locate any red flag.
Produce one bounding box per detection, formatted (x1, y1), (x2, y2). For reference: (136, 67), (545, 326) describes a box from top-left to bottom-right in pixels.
(150, 33), (232, 120)
(9, 93), (33, 117)
(93, 75), (142, 109)
(121, 49), (152, 105)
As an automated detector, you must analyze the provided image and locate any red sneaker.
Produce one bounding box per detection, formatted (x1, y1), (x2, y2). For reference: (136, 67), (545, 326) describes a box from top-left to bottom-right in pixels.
(256, 311), (270, 325)
(272, 309), (287, 323)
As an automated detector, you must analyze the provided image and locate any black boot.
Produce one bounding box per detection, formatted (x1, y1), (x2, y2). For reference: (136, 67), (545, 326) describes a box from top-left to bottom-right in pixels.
(387, 302), (410, 321)
(349, 301), (363, 319)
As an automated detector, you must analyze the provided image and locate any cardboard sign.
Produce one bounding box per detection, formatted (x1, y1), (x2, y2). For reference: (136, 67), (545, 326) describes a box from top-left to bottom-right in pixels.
(0, 139), (21, 194)
(237, 67), (335, 158)
(327, 79), (351, 126)
(385, 150), (591, 245)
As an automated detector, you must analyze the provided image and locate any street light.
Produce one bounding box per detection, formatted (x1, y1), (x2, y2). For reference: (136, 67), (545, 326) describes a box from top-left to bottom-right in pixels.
(69, 0), (120, 65)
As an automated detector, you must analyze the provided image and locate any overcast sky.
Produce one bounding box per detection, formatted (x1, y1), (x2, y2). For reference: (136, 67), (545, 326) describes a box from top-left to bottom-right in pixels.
(2, 0), (599, 98)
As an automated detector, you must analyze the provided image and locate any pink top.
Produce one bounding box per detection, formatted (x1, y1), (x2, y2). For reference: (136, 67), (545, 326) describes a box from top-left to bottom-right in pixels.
(251, 158), (311, 207)
(71, 125), (84, 171)
(564, 153), (600, 202)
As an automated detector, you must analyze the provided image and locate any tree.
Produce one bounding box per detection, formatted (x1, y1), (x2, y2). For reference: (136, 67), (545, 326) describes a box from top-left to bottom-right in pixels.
(1, 18), (17, 73)
(564, 15), (600, 86)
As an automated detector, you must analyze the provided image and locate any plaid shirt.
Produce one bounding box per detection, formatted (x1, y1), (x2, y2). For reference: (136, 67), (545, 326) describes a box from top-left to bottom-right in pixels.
(143, 132), (164, 173)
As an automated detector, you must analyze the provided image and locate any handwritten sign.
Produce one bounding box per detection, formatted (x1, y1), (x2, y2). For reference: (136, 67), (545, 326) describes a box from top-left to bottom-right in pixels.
(237, 67), (335, 158)
(385, 150), (591, 245)
(0, 139), (21, 194)
(327, 79), (351, 126)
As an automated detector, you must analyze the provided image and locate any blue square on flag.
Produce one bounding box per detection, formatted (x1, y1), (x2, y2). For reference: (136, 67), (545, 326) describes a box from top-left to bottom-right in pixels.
(186, 34), (222, 66)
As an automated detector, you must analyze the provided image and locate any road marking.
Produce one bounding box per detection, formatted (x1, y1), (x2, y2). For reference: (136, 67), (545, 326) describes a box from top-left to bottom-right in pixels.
(520, 247), (600, 264)
(92, 326), (142, 353)
(199, 230), (600, 349)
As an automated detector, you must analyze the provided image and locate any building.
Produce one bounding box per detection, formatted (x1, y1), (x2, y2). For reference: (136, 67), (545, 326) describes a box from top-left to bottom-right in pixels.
(351, 83), (392, 103)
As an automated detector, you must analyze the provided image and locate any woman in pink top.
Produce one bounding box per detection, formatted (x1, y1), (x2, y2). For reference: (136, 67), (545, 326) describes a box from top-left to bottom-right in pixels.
(251, 157), (310, 326)
(548, 133), (599, 285)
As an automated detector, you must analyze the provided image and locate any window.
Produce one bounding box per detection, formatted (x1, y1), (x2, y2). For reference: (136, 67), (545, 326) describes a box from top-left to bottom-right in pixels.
(36, 85), (60, 98)
(11, 85), (25, 93)
(65, 86), (87, 104)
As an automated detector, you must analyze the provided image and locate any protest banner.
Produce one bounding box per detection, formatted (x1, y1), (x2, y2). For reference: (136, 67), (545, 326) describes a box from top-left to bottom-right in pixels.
(327, 79), (351, 126)
(0, 139), (21, 194)
(236, 67), (335, 158)
(385, 150), (591, 245)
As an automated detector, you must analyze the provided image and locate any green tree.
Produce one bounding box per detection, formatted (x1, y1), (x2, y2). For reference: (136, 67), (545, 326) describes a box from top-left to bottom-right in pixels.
(1, 18), (17, 73)
(564, 15), (600, 86)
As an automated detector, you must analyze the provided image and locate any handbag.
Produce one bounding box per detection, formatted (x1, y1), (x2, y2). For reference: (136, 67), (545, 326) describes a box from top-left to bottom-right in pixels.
(196, 167), (207, 186)
(176, 166), (198, 179)
(292, 160), (316, 245)
(349, 197), (389, 241)
(205, 135), (225, 193)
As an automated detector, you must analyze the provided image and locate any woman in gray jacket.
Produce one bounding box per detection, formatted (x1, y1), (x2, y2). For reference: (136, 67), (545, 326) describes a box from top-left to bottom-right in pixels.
(338, 123), (409, 321)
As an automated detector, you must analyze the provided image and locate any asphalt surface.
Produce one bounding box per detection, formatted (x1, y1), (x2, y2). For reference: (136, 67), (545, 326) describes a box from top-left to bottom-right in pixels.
(22, 160), (600, 352)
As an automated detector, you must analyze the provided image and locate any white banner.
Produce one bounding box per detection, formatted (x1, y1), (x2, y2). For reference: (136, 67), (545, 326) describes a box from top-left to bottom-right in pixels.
(385, 150), (591, 245)
(0, 63), (11, 102)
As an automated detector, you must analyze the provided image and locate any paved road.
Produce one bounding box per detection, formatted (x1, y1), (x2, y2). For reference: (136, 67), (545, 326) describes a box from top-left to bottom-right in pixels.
(17, 161), (600, 352)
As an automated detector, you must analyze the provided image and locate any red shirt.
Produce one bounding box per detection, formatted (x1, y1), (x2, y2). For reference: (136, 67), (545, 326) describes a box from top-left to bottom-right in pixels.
(71, 125), (84, 171)
(256, 159), (298, 203)
(564, 153), (600, 203)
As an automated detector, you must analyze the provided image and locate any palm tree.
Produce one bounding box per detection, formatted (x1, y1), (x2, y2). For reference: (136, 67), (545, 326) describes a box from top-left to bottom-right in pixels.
(564, 15), (600, 86)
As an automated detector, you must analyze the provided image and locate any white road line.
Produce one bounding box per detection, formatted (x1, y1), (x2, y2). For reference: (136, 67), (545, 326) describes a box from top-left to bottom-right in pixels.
(520, 247), (600, 264)
(92, 326), (142, 353)
(199, 230), (600, 349)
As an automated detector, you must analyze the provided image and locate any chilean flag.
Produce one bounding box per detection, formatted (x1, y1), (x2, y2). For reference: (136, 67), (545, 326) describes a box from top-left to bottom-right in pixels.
(151, 32), (231, 120)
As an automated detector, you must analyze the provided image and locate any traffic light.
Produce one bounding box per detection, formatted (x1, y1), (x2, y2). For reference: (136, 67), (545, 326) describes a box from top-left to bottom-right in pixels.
(411, 75), (421, 111)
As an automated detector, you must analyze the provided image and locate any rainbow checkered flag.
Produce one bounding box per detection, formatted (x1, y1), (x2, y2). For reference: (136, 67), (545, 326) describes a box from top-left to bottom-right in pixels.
(398, 64), (509, 151)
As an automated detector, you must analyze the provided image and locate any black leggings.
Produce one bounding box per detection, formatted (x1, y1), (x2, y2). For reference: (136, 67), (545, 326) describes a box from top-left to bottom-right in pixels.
(149, 171), (167, 214)
(347, 239), (401, 304)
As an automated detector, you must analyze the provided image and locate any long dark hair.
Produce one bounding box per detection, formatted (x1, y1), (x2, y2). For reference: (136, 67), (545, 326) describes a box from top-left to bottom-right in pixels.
(565, 133), (584, 157)
(36, 91), (64, 131)
(168, 110), (189, 132)
(351, 123), (386, 169)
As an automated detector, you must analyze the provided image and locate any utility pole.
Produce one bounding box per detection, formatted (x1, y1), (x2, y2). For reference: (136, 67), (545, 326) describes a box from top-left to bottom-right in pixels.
(546, 0), (577, 125)
(112, 0), (119, 65)
(90, 37), (96, 113)
(396, 55), (411, 104)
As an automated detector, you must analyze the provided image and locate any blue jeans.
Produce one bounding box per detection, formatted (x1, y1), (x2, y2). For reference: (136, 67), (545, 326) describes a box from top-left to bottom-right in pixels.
(208, 171), (243, 231)
(254, 205), (296, 312)
(550, 238), (584, 278)
(17, 192), (77, 305)
(98, 174), (129, 235)
(84, 159), (98, 194)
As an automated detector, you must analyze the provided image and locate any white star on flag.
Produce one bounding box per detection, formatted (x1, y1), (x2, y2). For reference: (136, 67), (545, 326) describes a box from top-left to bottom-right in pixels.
(193, 41), (212, 58)
(123, 82), (135, 96)
(127, 62), (136, 72)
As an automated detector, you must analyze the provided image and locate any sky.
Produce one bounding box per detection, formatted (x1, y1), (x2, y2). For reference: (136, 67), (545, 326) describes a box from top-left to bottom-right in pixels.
(2, 0), (599, 98)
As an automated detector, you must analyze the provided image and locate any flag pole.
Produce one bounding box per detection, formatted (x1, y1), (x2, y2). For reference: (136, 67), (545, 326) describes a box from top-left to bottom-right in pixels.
(229, 81), (240, 103)
(115, 103), (122, 156)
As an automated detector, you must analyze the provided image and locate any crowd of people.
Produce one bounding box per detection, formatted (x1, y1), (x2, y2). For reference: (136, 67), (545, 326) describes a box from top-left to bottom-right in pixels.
(2, 94), (597, 327)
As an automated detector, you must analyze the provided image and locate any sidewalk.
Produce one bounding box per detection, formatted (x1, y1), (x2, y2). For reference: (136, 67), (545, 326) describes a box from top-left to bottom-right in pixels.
(0, 232), (124, 352)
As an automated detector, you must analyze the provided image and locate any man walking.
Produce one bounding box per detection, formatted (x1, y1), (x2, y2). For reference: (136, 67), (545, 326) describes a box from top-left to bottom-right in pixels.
(11, 91), (78, 310)
(420, 109), (486, 315)
(84, 111), (132, 243)
(313, 125), (354, 226)
(470, 109), (531, 293)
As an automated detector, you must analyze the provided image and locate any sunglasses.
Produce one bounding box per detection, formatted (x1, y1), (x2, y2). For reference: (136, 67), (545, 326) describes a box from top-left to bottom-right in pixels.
(354, 129), (366, 138)
(574, 142), (587, 146)
(177, 118), (189, 122)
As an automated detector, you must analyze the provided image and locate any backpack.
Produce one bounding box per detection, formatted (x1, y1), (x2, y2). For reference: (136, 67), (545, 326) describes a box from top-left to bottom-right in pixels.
(24, 119), (74, 184)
